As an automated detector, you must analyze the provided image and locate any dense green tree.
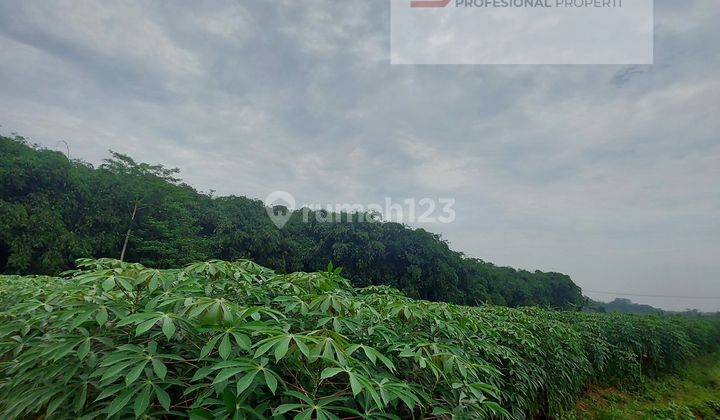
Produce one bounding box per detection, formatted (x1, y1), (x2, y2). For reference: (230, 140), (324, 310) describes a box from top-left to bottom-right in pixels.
(0, 135), (583, 308)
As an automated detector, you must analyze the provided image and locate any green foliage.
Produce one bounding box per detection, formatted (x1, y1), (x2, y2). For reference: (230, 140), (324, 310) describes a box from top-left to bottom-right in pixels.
(570, 351), (720, 419)
(587, 298), (664, 315)
(0, 135), (582, 309)
(1, 259), (719, 418)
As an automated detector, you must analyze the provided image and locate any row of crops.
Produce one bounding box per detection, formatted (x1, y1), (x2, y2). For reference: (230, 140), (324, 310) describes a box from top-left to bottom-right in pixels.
(1, 259), (719, 419)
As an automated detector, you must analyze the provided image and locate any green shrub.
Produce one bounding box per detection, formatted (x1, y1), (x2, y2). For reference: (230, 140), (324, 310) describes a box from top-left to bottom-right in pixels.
(0, 259), (718, 419)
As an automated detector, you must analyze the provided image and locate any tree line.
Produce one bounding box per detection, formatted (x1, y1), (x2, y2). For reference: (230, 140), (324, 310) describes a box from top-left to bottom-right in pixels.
(0, 135), (583, 308)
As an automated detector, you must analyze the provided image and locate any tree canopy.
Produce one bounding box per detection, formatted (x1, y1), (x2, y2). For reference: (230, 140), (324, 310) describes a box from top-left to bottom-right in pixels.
(0, 135), (583, 309)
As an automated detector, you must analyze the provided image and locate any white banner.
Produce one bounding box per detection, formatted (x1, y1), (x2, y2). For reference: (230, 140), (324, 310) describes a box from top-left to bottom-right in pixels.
(391, 0), (654, 64)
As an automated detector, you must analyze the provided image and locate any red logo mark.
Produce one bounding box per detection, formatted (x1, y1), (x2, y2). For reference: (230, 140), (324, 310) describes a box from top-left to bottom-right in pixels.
(410, 0), (451, 8)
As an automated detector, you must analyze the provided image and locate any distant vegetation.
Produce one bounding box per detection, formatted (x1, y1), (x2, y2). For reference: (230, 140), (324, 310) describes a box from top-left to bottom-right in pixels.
(588, 298), (663, 315)
(0, 135), (582, 309)
(1, 259), (718, 418)
(588, 298), (720, 317)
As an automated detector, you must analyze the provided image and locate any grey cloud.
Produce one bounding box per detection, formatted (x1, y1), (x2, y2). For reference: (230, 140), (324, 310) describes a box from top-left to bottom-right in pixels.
(0, 0), (718, 310)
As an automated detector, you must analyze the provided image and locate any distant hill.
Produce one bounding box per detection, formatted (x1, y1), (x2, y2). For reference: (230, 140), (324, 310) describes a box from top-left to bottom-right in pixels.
(587, 298), (662, 314)
(0, 134), (583, 308)
(588, 298), (719, 317)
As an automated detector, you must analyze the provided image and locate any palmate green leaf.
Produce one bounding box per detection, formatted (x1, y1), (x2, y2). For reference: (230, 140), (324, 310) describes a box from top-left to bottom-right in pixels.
(199, 334), (221, 358)
(263, 369), (278, 394)
(101, 277), (116, 292)
(96, 306), (109, 326)
(116, 276), (135, 291)
(73, 384), (88, 413)
(347, 344), (395, 372)
(274, 336), (291, 362)
(154, 385), (171, 411)
(296, 409), (313, 420)
(46, 392), (69, 416)
(136, 318), (159, 335)
(51, 339), (82, 361)
(152, 358), (167, 380)
(116, 313), (152, 326)
(431, 406), (451, 415)
(162, 316), (176, 339)
(106, 387), (139, 417)
(100, 350), (137, 366)
(213, 367), (247, 384)
(320, 367), (345, 380)
(70, 309), (98, 329)
(295, 337), (311, 359)
(482, 401), (510, 417)
(125, 360), (148, 385)
(100, 359), (138, 383)
(236, 370), (259, 395)
(348, 372), (362, 396)
(191, 365), (213, 381)
(361, 346), (377, 364)
(94, 383), (126, 402)
(232, 332), (252, 350)
(273, 403), (303, 416)
(219, 334), (232, 360)
(253, 337), (279, 359)
(78, 338), (91, 361)
(134, 385), (152, 416)
(211, 359), (254, 370)
(189, 408), (216, 420)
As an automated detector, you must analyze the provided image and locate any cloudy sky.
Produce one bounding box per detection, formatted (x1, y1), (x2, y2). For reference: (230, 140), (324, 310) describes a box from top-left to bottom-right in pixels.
(1, 0), (719, 310)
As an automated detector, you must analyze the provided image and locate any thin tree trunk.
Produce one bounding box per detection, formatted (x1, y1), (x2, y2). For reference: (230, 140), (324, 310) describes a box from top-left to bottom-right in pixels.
(120, 201), (138, 262)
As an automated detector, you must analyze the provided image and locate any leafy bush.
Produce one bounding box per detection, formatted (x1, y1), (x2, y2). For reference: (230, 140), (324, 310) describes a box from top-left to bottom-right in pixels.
(0, 259), (718, 419)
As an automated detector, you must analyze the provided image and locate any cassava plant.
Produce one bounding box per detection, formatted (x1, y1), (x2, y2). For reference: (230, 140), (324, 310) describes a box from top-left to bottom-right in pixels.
(0, 258), (718, 419)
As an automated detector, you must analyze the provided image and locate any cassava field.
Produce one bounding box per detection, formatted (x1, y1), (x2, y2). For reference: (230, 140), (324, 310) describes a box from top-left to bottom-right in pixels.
(1, 259), (719, 419)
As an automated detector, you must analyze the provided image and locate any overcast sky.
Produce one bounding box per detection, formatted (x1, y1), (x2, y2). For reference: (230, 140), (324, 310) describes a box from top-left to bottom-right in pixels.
(1, 0), (718, 311)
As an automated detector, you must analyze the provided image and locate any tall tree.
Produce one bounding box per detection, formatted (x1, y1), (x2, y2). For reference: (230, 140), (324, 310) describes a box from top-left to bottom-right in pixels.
(99, 152), (180, 262)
